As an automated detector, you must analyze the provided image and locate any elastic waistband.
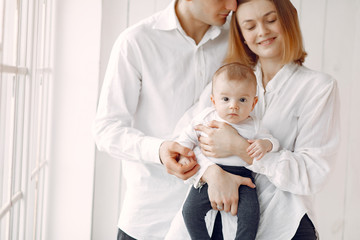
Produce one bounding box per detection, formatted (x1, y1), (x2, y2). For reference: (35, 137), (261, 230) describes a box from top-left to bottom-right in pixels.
(218, 164), (253, 178)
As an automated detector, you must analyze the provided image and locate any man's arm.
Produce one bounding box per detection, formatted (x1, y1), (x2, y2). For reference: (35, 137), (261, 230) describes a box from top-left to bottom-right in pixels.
(93, 35), (164, 164)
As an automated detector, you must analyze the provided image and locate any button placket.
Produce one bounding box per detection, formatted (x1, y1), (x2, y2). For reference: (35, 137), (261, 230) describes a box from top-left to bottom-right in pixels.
(194, 46), (205, 104)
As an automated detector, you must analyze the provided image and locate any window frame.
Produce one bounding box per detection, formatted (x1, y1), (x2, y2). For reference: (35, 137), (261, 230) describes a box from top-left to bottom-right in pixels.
(0, 0), (54, 239)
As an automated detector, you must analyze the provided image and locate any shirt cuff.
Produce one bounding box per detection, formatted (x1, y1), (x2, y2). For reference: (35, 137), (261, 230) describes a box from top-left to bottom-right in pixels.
(183, 161), (215, 187)
(193, 161), (215, 188)
(261, 137), (280, 152)
(140, 136), (165, 164)
(247, 152), (274, 175)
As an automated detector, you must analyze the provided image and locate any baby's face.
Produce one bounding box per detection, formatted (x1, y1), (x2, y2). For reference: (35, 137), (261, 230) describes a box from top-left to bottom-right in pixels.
(211, 77), (257, 124)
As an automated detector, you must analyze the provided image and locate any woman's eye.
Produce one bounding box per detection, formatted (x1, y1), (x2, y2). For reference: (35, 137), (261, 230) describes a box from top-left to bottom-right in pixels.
(247, 25), (255, 30)
(239, 98), (247, 103)
(243, 23), (255, 31)
(267, 17), (277, 23)
(222, 97), (229, 102)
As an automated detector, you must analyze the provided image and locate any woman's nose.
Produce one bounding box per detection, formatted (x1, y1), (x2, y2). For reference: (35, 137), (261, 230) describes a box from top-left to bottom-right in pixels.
(258, 23), (270, 37)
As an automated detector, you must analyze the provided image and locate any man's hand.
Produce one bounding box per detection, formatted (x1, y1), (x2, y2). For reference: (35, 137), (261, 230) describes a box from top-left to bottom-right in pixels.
(202, 165), (255, 216)
(159, 141), (199, 180)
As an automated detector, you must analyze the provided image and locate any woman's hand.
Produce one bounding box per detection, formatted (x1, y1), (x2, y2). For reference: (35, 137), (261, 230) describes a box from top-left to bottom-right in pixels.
(159, 141), (199, 180)
(195, 120), (253, 164)
(202, 165), (256, 216)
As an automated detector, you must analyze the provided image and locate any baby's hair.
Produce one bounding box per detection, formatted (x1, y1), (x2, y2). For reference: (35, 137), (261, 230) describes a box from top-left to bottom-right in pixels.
(212, 62), (257, 92)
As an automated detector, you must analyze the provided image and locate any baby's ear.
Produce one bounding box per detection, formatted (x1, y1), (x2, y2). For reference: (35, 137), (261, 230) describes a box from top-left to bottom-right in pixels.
(210, 95), (216, 105)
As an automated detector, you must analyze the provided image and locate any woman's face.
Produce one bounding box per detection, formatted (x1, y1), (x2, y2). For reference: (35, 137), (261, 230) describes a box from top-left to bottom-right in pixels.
(236, 0), (284, 63)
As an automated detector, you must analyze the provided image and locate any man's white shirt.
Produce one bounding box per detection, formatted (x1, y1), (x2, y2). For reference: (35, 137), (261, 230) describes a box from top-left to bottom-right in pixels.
(92, 1), (229, 239)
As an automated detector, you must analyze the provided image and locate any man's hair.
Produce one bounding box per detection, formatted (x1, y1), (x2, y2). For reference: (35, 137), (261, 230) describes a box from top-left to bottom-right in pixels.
(225, 0), (307, 67)
(212, 62), (256, 92)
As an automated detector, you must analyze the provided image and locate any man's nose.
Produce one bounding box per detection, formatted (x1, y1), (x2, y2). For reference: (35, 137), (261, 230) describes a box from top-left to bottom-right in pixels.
(225, 0), (237, 12)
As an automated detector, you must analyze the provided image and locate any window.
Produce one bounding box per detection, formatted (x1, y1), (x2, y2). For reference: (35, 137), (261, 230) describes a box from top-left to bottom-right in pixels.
(0, 0), (54, 239)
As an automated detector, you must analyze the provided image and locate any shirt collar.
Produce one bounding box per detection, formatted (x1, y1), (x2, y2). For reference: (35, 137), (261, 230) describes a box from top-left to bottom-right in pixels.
(255, 62), (298, 93)
(153, 0), (227, 43)
(153, 0), (178, 31)
(205, 23), (226, 41)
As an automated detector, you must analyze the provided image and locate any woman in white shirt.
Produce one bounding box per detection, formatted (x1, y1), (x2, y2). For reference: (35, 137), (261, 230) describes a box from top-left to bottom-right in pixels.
(194, 0), (340, 239)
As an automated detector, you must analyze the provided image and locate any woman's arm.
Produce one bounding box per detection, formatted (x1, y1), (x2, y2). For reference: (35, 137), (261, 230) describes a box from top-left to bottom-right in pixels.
(247, 79), (340, 195)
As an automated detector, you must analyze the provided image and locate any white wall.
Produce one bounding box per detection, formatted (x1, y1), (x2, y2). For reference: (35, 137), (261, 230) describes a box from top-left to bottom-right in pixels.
(91, 0), (128, 238)
(343, 4), (360, 239)
(45, 0), (101, 239)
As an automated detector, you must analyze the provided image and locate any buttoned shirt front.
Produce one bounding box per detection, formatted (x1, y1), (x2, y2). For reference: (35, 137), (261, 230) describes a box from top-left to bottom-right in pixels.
(92, 1), (229, 239)
(166, 62), (340, 239)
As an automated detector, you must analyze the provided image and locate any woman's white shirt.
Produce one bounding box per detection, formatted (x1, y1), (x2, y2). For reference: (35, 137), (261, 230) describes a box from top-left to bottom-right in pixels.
(247, 62), (340, 239)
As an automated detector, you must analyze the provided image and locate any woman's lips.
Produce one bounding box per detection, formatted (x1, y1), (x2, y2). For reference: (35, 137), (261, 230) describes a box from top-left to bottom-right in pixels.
(258, 37), (276, 46)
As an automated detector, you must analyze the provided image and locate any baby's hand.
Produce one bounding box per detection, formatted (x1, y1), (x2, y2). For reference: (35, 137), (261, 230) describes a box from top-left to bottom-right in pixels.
(246, 139), (273, 160)
(178, 155), (191, 166)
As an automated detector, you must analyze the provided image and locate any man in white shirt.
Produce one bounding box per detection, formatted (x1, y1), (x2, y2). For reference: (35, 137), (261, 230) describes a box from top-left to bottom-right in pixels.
(92, 0), (240, 239)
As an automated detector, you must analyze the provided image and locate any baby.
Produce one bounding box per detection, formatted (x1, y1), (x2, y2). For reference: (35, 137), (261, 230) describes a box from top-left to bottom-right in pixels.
(177, 62), (279, 239)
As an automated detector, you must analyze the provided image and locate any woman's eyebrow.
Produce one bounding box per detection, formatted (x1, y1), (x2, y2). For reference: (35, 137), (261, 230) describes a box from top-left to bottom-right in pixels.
(240, 10), (277, 24)
(264, 10), (277, 17)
